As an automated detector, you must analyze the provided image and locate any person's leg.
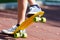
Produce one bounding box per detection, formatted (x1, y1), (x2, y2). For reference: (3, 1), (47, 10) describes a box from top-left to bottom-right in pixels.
(2, 0), (28, 34)
(26, 0), (42, 15)
(28, 0), (37, 5)
(17, 0), (28, 24)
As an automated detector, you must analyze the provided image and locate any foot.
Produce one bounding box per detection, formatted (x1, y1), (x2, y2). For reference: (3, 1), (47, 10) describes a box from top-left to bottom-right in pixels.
(26, 5), (42, 15)
(2, 24), (26, 34)
(2, 24), (19, 34)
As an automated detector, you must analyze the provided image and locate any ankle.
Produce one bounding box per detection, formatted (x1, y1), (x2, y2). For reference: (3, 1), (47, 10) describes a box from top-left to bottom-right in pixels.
(16, 24), (20, 26)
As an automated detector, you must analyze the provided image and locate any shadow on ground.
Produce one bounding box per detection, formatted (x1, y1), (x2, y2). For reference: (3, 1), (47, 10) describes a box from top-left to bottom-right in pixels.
(41, 5), (60, 27)
(41, 5), (60, 22)
(0, 32), (15, 40)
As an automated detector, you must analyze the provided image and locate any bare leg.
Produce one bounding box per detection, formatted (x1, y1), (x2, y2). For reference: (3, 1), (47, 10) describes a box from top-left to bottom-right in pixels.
(17, 0), (28, 24)
(2, 0), (28, 34)
(28, 0), (37, 5)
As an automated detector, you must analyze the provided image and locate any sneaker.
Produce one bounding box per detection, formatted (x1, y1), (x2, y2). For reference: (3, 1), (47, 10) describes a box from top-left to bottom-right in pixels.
(26, 5), (42, 15)
(2, 25), (18, 34)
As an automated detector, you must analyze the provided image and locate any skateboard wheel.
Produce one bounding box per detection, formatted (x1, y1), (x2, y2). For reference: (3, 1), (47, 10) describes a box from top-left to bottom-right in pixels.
(21, 33), (27, 38)
(34, 17), (40, 22)
(40, 17), (46, 23)
(14, 32), (20, 38)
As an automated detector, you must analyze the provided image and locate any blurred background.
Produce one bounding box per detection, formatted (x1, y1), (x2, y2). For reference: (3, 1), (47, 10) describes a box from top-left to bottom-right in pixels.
(0, 0), (60, 9)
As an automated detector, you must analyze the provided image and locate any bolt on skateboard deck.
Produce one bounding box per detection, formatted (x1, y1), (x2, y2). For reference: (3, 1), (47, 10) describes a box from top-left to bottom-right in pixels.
(12, 11), (44, 35)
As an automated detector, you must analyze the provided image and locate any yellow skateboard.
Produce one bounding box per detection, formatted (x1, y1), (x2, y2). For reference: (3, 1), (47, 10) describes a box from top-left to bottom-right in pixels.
(12, 11), (46, 38)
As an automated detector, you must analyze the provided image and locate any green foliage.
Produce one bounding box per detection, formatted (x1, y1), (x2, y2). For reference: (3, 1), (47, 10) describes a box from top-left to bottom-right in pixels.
(0, 0), (17, 3)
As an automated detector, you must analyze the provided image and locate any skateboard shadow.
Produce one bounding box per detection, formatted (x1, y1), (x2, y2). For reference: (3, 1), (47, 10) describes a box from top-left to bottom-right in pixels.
(42, 6), (60, 22)
(0, 32), (15, 40)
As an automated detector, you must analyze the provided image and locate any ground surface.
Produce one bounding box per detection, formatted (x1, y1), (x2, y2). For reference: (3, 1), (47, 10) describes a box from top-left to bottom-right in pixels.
(0, 5), (60, 40)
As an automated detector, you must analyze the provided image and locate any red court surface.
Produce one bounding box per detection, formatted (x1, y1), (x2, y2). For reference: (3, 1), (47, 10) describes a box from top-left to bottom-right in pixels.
(0, 6), (60, 40)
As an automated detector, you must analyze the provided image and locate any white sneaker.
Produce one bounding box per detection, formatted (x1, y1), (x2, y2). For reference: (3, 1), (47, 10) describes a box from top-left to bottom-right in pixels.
(2, 25), (18, 34)
(26, 5), (42, 15)
(2, 25), (26, 34)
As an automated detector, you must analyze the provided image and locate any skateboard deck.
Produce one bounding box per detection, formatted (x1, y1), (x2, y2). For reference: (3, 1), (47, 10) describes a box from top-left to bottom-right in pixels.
(12, 11), (44, 34)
